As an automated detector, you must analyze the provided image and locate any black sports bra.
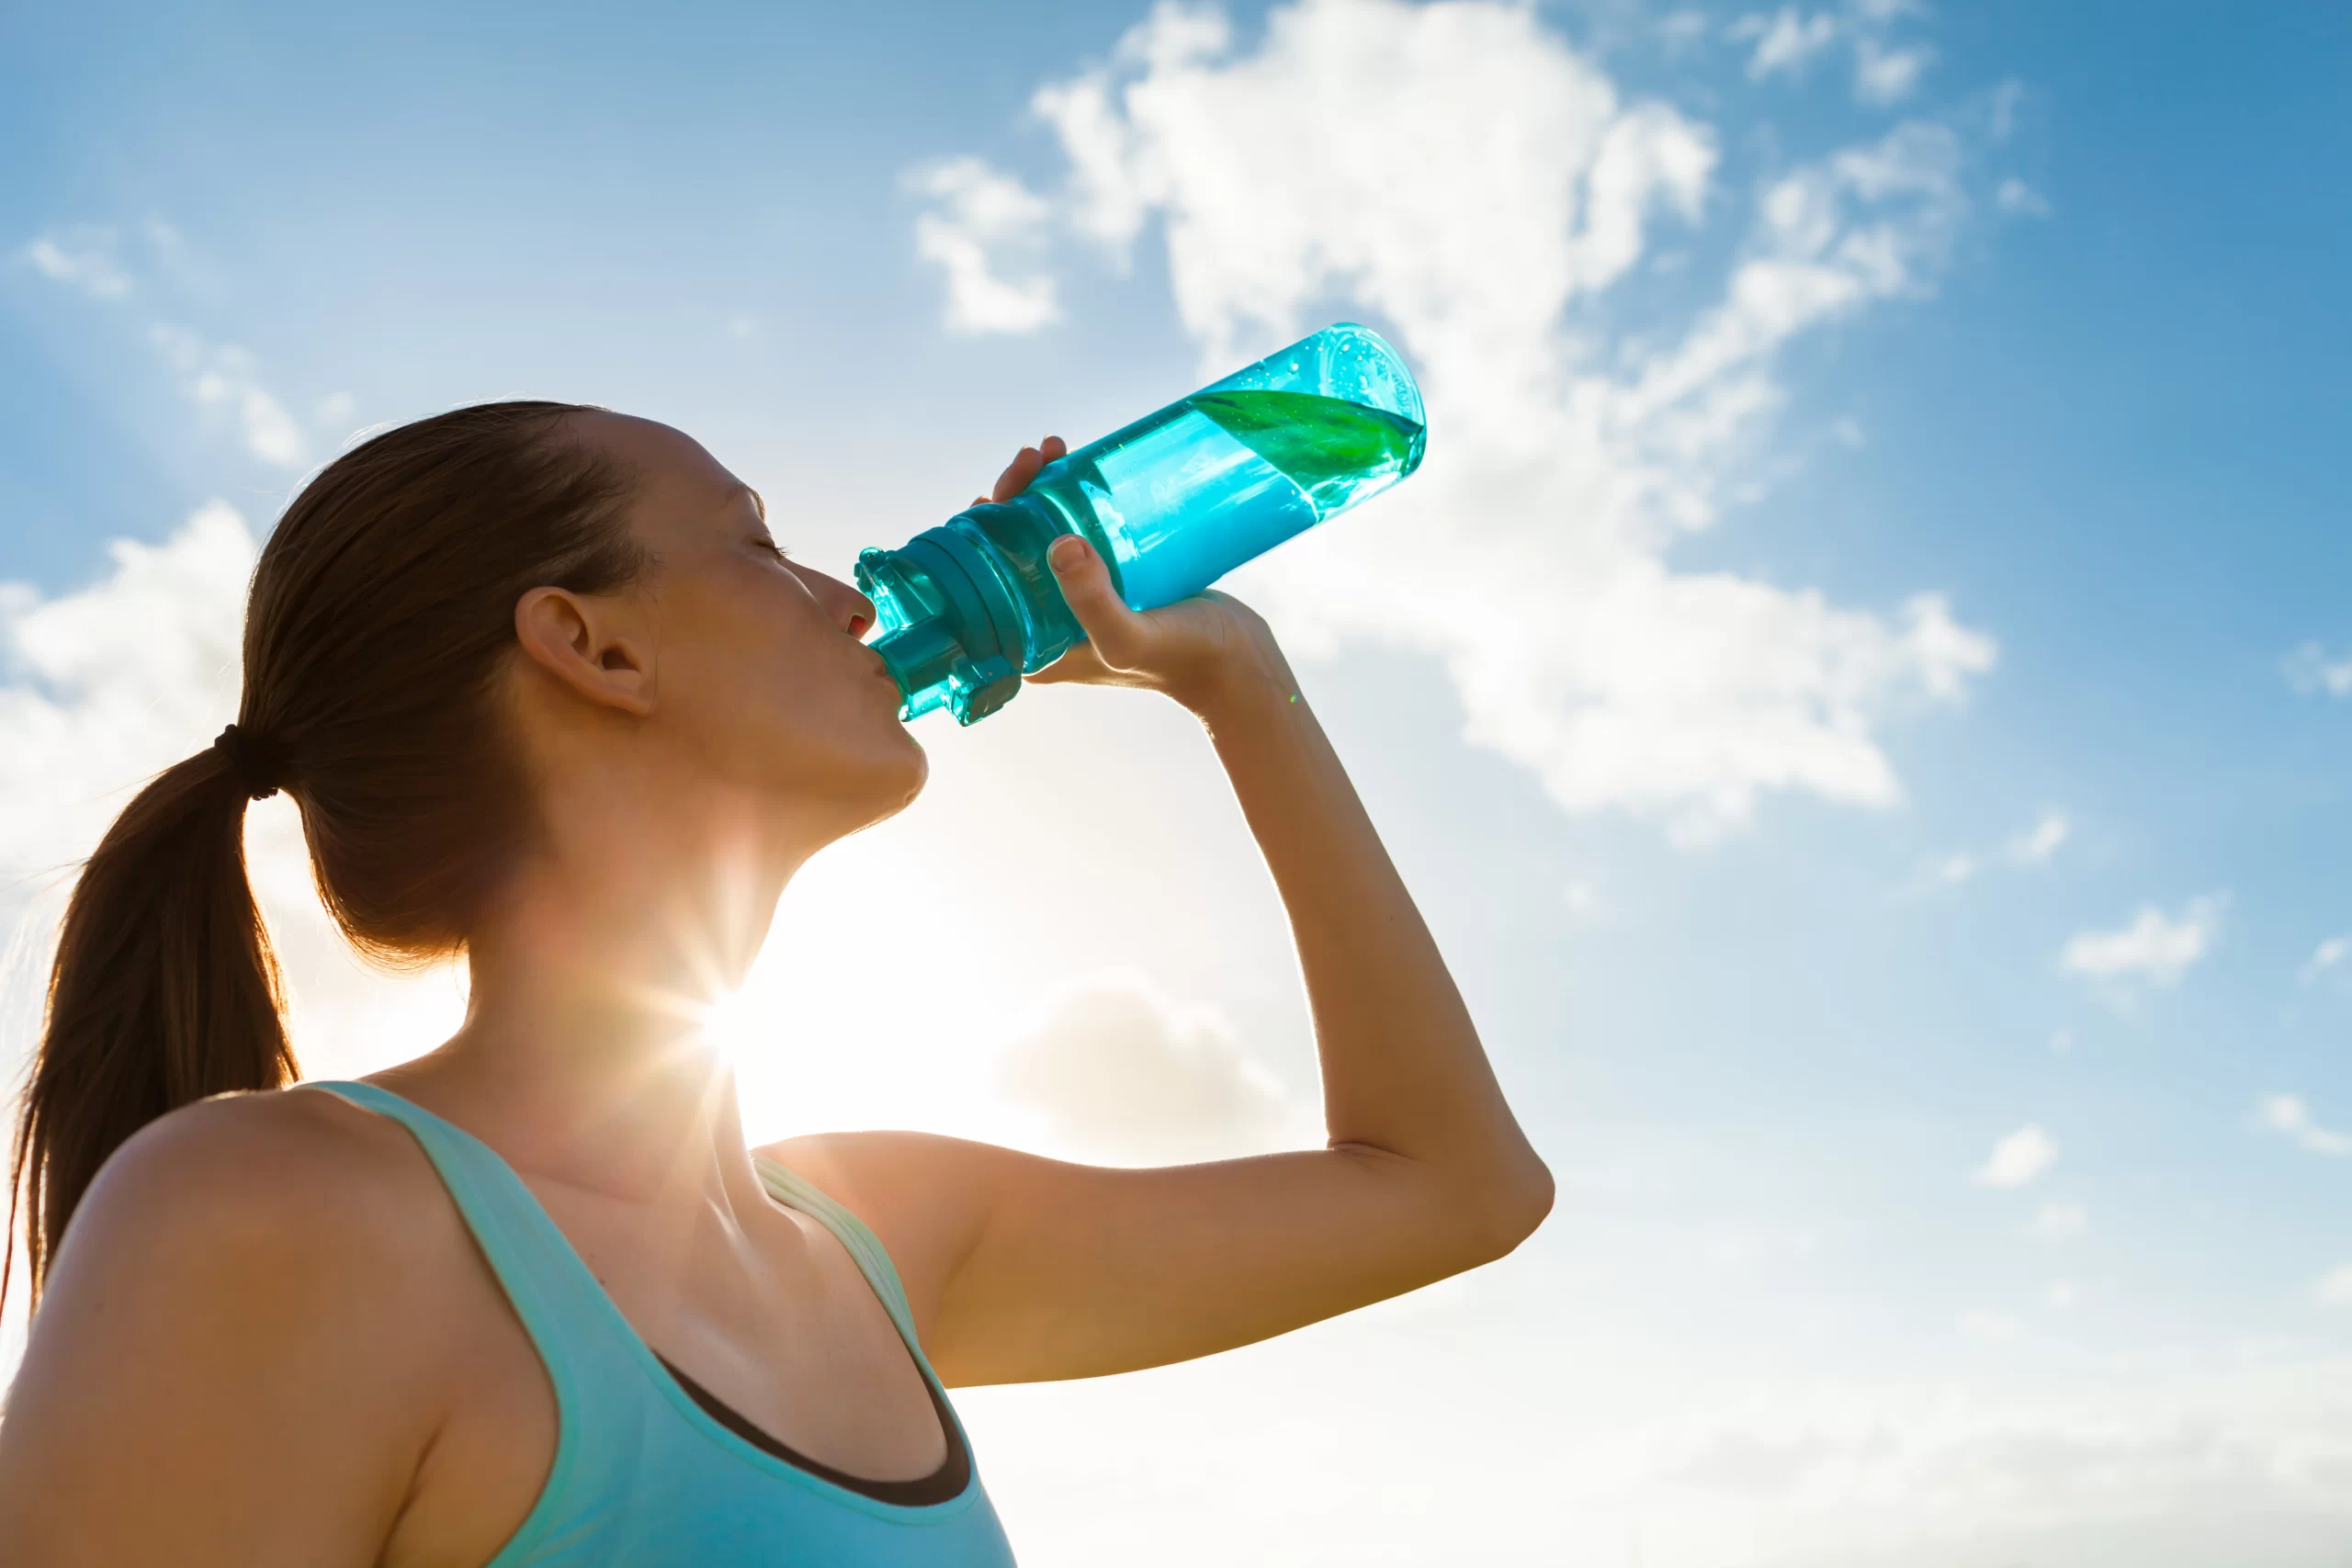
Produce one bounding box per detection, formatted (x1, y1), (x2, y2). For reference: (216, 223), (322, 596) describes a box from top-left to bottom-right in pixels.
(654, 1355), (969, 1506)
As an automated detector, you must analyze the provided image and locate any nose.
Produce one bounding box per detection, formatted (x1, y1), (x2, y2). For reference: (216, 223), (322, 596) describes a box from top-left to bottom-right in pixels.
(795, 563), (878, 641)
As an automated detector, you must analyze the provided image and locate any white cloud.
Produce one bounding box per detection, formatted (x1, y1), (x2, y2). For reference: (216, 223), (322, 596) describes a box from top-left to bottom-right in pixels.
(1973, 1123), (2058, 1189)
(986, 0), (1998, 843)
(980, 1335), (2352, 1566)
(1909, 818), (2060, 888)
(2028, 1201), (2087, 1240)
(2006, 809), (2068, 863)
(21, 220), (307, 468)
(992, 971), (1296, 1163)
(1562, 877), (1603, 919)
(2060, 896), (2223, 988)
(2299, 934), (2352, 986)
(2319, 1266), (2352, 1307)
(18, 225), (132, 299)
(1729, 6), (1928, 105)
(312, 389), (358, 429)
(2283, 641), (2352, 698)
(1731, 8), (1841, 79)
(2261, 1094), (2352, 1157)
(1660, 9), (1712, 51)
(1988, 78), (2027, 141)
(2044, 1278), (2079, 1309)
(0, 504), (252, 883)
(1903, 850), (1973, 896)
(149, 323), (307, 468)
(1855, 39), (1932, 105)
(1565, 1356), (2352, 1564)
(908, 156), (1060, 334)
(1995, 175), (2051, 217)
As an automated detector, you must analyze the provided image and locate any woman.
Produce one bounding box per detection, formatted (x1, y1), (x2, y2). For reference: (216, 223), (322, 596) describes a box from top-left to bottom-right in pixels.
(0, 401), (1551, 1566)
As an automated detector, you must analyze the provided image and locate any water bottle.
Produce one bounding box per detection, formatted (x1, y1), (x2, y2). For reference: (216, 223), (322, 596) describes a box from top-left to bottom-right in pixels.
(856, 321), (1426, 725)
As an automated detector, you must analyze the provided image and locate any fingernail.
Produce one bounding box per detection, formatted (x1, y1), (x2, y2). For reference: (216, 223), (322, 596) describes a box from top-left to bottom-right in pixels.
(1049, 535), (1086, 573)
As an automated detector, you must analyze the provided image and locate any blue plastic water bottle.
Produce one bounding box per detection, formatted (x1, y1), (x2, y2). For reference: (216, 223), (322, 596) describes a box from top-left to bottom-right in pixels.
(857, 322), (1426, 725)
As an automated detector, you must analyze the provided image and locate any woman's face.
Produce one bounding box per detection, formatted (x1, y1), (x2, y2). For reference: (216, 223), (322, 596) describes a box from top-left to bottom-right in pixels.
(577, 412), (926, 837)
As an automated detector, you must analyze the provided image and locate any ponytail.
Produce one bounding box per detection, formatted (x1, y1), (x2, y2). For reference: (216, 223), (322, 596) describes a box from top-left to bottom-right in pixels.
(6, 399), (639, 1313)
(6, 738), (295, 1308)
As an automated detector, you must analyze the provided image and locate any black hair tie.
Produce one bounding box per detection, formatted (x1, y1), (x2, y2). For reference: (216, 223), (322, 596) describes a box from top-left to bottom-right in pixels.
(213, 724), (285, 802)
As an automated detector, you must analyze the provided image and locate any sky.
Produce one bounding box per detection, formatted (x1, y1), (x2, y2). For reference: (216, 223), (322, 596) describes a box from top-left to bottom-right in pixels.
(5, 1), (2352, 1562)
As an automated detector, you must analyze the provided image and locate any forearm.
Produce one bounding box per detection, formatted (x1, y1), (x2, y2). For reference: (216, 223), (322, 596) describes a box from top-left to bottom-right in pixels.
(1195, 655), (1552, 1234)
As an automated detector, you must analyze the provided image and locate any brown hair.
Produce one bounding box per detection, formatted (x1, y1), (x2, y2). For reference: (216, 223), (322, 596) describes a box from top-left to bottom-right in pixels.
(6, 400), (644, 1306)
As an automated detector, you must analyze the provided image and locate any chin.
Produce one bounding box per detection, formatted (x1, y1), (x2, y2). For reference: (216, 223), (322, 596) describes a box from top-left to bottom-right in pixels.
(877, 735), (929, 816)
(834, 732), (929, 833)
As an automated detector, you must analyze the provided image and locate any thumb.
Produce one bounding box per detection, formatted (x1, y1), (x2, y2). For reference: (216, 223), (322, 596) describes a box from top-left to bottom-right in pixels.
(1047, 534), (1149, 669)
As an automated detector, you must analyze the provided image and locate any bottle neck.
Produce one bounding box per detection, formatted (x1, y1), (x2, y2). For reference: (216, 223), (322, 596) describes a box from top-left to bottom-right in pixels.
(856, 511), (1033, 726)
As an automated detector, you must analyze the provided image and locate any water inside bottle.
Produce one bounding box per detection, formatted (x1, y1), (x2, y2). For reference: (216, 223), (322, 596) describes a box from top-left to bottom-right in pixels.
(1053, 389), (1425, 609)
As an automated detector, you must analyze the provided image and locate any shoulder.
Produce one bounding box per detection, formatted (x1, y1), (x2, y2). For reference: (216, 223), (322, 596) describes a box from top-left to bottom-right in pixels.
(38, 1085), (487, 1390)
(66, 1085), (442, 1280)
(0, 1094), (512, 1559)
(16, 1084), (493, 1440)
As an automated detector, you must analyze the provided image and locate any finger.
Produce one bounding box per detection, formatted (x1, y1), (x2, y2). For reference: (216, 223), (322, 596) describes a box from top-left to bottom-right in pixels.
(1046, 534), (1150, 669)
(1040, 434), (1067, 462)
(990, 445), (1044, 505)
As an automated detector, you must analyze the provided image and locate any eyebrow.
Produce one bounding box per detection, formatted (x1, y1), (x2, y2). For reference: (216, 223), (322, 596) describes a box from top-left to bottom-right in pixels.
(746, 486), (767, 524)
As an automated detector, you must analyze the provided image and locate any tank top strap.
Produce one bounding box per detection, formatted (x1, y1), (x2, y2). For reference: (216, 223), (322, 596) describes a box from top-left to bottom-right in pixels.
(748, 1152), (978, 1461)
(752, 1155), (921, 1349)
(300, 1080), (645, 1443)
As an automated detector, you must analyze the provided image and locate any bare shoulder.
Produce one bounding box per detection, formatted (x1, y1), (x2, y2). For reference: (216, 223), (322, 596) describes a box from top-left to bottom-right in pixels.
(24, 1082), (498, 1412)
(63, 1085), (447, 1283)
(0, 1086), (494, 1564)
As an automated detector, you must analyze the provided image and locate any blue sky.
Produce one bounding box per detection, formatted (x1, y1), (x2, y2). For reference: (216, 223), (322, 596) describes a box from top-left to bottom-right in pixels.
(6, 2), (2352, 1562)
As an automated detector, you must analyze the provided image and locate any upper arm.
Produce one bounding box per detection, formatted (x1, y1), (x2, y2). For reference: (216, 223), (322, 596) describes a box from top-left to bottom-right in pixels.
(761, 1131), (1550, 1389)
(0, 1095), (446, 1568)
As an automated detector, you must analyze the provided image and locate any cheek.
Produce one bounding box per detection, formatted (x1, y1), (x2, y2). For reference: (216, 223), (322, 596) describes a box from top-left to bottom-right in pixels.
(654, 579), (808, 733)
(651, 566), (915, 795)
(673, 581), (896, 764)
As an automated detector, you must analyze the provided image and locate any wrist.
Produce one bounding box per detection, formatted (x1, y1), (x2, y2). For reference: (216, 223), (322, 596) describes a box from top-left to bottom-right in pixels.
(1185, 637), (1303, 731)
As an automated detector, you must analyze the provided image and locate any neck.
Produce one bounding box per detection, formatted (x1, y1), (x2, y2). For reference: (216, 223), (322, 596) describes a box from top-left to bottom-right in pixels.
(391, 799), (808, 1207)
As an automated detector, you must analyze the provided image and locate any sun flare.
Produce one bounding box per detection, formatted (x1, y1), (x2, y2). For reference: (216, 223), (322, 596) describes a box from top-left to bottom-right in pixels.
(706, 832), (1033, 1148)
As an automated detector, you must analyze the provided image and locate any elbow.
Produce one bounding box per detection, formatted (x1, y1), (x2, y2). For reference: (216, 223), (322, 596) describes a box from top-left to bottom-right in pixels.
(1468, 1155), (1555, 1262)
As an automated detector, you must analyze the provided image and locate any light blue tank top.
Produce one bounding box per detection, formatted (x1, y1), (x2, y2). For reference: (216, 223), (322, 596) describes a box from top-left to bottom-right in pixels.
(309, 1080), (1019, 1567)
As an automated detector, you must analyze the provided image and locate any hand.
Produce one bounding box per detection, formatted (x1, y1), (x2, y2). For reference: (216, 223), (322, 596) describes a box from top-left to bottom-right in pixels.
(983, 435), (1295, 718)
(1027, 535), (1292, 717)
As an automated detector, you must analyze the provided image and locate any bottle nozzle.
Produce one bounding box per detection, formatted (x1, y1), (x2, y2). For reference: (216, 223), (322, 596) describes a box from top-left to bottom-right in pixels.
(856, 537), (1024, 725)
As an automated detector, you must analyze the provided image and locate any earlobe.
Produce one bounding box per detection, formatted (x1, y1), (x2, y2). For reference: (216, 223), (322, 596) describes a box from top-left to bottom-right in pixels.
(514, 587), (658, 716)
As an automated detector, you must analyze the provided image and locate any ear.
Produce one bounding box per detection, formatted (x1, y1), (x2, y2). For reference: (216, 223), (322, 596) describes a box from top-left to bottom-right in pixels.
(514, 586), (658, 717)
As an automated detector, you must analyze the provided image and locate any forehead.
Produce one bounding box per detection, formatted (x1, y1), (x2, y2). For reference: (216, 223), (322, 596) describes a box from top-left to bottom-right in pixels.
(572, 412), (751, 547)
